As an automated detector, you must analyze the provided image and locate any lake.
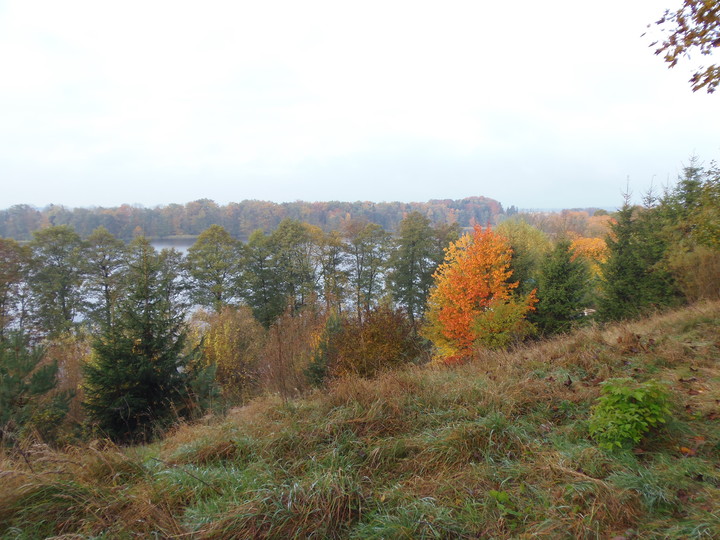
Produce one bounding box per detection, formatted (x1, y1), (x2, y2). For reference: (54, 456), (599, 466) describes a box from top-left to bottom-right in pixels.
(150, 237), (196, 254)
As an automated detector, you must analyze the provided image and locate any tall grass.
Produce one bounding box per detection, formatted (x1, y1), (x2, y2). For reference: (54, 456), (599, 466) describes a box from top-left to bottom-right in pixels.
(2, 301), (720, 538)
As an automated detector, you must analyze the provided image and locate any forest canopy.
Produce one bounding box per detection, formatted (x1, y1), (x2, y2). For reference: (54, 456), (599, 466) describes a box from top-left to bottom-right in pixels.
(0, 197), (506, 241)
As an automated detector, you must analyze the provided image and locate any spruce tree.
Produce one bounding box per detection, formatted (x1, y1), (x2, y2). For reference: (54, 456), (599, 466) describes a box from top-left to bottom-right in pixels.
(599, 201), (678, 321)
(535, 239), (590, 335)
(83, 237), (194, 442)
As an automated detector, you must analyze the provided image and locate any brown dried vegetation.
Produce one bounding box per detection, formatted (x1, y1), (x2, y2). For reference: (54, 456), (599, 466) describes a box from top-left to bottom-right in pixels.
(2, 302), (720, 538)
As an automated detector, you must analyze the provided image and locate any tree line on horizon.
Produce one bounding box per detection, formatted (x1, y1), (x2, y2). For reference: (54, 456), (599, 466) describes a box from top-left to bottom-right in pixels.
(0, 196), (506, 241)
(0, 195), (612, 243)
(1, 159), (718, 444)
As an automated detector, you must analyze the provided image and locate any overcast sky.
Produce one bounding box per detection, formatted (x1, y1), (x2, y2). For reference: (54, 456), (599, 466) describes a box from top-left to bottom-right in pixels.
(1, 0), (718, 211)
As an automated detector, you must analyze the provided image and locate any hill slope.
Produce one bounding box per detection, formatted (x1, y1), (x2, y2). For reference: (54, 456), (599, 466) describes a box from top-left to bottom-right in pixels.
(2, 303), (720, 538)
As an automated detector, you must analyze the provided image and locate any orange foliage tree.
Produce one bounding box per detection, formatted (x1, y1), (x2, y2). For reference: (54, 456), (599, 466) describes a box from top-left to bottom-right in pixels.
(570, 236), (608, 278)
(423, 225), (536, 362)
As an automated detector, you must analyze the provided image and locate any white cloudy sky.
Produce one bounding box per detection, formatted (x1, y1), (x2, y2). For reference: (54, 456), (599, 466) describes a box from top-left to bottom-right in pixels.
(0, 0), (718, 210)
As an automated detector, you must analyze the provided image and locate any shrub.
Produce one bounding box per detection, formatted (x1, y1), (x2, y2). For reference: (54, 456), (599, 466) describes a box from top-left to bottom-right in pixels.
(260, 307), (325, 399)
(304, 311), (342, 386)
(331, 306), (421, 378)
(472, 298), (537, 350)
(588, 378), (671, 450)
(666, 245), (720, 302)
(188, 306), (265, 401)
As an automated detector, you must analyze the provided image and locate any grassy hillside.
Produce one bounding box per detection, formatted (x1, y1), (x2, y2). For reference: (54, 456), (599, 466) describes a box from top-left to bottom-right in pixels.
(2, 302), (720, 538)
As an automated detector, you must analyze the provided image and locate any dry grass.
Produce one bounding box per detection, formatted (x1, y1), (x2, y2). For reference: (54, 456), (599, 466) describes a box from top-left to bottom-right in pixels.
(2, 301), (720, 538)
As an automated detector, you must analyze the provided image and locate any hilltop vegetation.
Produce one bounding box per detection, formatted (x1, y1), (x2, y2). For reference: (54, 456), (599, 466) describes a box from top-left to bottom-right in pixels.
(2, 302), (719, 538)
(0, 157), (718, 444)
(0, 157), (719, 536)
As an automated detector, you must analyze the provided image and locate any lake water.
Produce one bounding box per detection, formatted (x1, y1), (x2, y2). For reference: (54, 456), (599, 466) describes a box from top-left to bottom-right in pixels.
(150, 238), (196, 254)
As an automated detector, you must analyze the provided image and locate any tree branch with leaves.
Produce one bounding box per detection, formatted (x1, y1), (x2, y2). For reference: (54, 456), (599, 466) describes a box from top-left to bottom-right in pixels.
(651, 1), (720, 93)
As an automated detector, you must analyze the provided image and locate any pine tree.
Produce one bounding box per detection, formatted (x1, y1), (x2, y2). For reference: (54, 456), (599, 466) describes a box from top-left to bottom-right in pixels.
(599, 201), (678, 321)
(535, 239), (590, 335)
(0, 333), (70, 444)
(83, 237), (195, 442)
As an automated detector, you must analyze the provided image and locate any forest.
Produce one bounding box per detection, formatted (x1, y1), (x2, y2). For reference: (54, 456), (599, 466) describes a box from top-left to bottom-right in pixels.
(1, 159), (720, 537)
(3, 0), (720, 534)
(1, 160), (717, 444)
(0, 196), (509, 241)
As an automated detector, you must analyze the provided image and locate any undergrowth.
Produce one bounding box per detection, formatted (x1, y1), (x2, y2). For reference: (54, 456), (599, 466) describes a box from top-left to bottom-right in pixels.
(2, 302), (720, 538)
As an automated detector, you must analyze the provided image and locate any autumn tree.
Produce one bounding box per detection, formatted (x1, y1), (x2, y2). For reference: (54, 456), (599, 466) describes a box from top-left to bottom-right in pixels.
(83, 227), (127, 330)
(388, 212), (458, 327)
(496, 219), (551, 296)
(570, 236), (608, 279)
(186, 224), (243, 312)
(344, 221), (390, 322)
(651, 1), (720, 92)
(28, 226), (86, 337)
(188, 306), (265, 401)
(0, 238), (31, 340)
(424, 225), (536, 361)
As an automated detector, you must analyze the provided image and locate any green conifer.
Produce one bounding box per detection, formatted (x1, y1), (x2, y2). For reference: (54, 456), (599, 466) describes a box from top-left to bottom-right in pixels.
(535, 240), (590, 335)
(599, 201), (678, 321)
(83, 238), (195, 442)
(0, 333), (70, 444)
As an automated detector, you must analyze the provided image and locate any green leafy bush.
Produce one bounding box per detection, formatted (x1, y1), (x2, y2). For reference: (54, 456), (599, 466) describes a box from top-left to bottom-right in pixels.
(588, 378), (671, 450)
(473, 298), (537, 350)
